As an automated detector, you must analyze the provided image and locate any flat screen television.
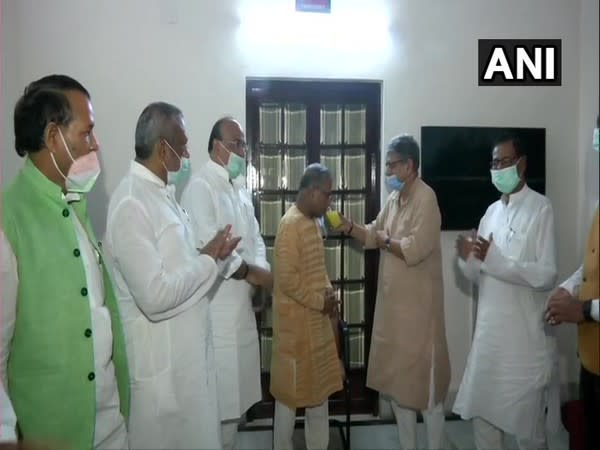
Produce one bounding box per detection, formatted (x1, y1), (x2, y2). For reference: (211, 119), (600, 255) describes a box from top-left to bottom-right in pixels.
(420, 126), (545, 230)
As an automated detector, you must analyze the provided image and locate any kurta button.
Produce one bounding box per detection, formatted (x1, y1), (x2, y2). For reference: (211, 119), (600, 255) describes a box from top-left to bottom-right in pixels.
(81, 287), (88, 296)
(73, 249), (80, 257)
(97, 241), (102, 248)
(84, 328), (92, 338)
(62, 208), (70, 217)
(583, 277), (587, 282)
(88, 372), (95, 381)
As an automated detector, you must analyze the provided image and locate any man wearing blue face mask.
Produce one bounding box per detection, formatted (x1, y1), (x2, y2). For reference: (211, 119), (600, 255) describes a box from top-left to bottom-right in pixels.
(105, 103), (240, 449)
(181, 117), (272, 450)
(335, 134), (450, 450)
(454, 135), (561, 450)
(1, 75), (130, 449)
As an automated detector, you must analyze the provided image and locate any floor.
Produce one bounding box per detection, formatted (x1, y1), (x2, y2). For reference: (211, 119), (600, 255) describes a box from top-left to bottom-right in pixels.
(237, 417), (570, 449)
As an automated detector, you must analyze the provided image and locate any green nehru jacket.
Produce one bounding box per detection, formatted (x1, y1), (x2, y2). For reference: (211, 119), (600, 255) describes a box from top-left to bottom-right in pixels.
(2, 158), (129, 449)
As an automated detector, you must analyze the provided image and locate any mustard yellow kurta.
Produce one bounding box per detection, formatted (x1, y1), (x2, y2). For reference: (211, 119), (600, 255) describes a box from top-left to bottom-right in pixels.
(365, 178), (450, 410)
(270, 205), (343, 409)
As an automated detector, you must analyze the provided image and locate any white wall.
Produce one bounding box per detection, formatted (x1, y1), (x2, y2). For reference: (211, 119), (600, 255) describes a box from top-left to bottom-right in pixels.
(2, 0), (597, 407)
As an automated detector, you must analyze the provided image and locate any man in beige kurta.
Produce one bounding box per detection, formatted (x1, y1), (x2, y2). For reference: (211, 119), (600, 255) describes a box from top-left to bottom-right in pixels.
(339, 135), (450, 450)
(271, 163), (343, 450)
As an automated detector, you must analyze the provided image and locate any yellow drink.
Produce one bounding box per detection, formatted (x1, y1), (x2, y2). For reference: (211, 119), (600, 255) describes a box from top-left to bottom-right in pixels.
(325, 210), (342, 229)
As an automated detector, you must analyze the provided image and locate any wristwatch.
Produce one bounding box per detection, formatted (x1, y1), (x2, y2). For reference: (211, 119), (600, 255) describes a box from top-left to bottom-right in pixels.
(384, 237), (392, 251)
(582, 300), (592, 322)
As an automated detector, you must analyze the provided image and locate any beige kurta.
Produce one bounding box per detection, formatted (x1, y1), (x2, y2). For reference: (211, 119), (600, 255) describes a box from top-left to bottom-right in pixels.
(365, 178), (450, 411)
(270, 205), (343, 409)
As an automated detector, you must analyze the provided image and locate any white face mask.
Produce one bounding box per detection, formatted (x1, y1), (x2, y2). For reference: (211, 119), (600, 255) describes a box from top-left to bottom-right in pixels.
(51, 128), (101, 193)
(593, 127), (599, 152)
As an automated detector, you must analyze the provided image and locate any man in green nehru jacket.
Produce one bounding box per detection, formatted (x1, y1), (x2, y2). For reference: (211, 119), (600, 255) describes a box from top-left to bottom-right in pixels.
(0, 75), (129, 449)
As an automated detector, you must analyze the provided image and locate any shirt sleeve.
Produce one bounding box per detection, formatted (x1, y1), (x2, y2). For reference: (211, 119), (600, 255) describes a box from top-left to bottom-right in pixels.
(107, 197), (218, 322)
(253, 216), (270, 271)
(396, 190), (442, 266)
(274, 222), (324, 311)
(181, 177), (243, 279)
(482, 202), (557, 290)
(0, 231), (18, 442)
(560, 265), (583, 297)
(458, 255), (482, 284)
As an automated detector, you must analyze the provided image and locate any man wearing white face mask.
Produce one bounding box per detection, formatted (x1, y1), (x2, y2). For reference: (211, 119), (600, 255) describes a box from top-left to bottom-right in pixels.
(1, 75), (130, 449)
(181, 117), (272, 450)
(545, 116), (600, 450)
(454, 135), (560, 449)
(105, 102), (240, 450)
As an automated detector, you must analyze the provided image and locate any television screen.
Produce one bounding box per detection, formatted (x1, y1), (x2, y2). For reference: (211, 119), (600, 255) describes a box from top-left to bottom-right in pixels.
(421, 126), (545, 230)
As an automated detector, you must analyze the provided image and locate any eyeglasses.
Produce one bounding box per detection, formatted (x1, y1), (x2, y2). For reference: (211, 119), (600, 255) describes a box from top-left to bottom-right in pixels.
(223, 139), (248, 151)
(490, 157), (519, 169)
(385, 159), (406, 169)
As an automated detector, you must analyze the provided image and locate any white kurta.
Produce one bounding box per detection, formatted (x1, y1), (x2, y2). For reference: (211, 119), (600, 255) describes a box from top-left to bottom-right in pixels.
(105, 161), (221, 450)
(181, 159), (266, 421)
(453, 185), (560, 442)
(1, 196), (127, 449)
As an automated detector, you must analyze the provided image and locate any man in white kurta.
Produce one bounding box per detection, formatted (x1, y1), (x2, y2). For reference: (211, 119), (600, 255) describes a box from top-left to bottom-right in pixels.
(181, 117), (271, 450)
(453, 137), (560, 450)
(105, 103), (238, 450)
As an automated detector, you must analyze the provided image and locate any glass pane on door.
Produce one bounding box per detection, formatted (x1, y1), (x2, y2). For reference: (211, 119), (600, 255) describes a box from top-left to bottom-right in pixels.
(259, 148), (282, 189)
(259, 194), (282, 236)
(349, 328), (365, 368)
(344, 148), (366, 190)
(343, 194), (366, 227)
(320, 104), (342, 145)
(259, 103), (282, 145)
(344, 240), (364, 280)
(344, 104), (366, 145)
(260, 330), (273, 372)
(320, 149), (343, 190)
(343, 285), (365, 324)
(284, 148), (306, 190)
(324, 240), (341, 281)
(284, 103), (306, 145)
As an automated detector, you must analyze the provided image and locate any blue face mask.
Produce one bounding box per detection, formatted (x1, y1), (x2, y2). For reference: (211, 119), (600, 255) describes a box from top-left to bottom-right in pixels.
(385, 174), (404, 192)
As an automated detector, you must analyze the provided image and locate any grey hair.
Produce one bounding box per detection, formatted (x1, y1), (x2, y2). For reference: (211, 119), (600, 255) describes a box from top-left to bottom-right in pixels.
(135, 102), (183, 160)
(388, 134), (420, 170)
(298, 163), (331, 191)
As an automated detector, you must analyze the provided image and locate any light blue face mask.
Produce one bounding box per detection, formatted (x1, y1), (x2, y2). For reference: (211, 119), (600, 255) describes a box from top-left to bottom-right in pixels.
(385, 174), (405, 192)
(490, 159), (521, 194)
(163, 140), (191, 186)
(225, 149), (246, 180)
(593, 127), (599, 152)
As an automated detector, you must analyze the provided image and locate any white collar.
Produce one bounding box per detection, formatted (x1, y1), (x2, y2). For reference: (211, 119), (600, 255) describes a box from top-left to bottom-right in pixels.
(64, 192), (82, 203)
(504, 183), (530, 206)
(130, 160), (167, 188)
(206, 158), (230, 182)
